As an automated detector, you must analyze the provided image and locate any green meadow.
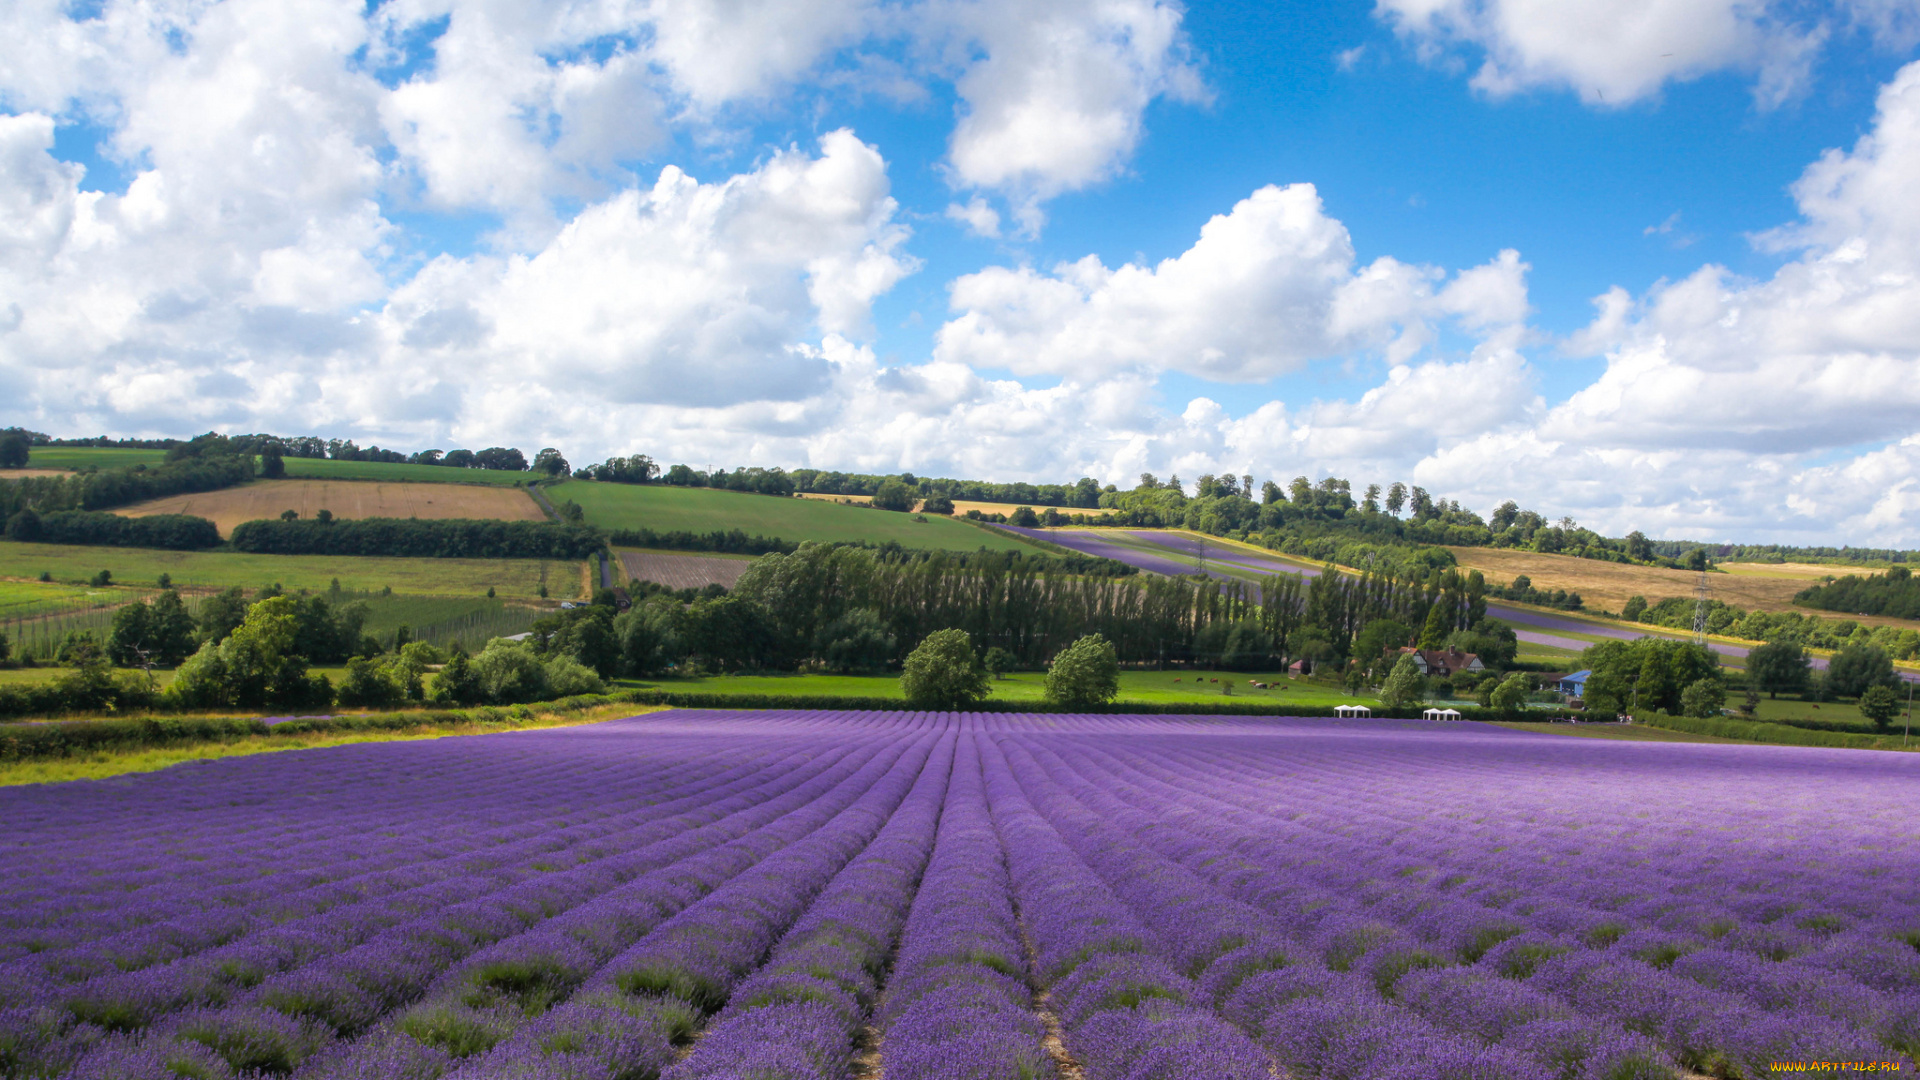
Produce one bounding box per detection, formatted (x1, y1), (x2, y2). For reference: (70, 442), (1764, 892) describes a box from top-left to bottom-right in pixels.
(548, 481), (1037, 552)
(25, 447), (170, 469)
(0, 580), (122, 620)
(0, 542), (581, 598)
(280, 458), (535, 485)
(620, 668), (1379, 707)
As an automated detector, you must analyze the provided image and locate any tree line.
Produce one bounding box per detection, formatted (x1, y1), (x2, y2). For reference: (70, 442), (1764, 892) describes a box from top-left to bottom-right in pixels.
(545, 543), (1510, 677)
(3, 510), (221, 550)
(229, 518), (605, 560)
(1623, 593), (1920, 661)
(1793, 566), (1920, 620)
(0, 453), (255, 517)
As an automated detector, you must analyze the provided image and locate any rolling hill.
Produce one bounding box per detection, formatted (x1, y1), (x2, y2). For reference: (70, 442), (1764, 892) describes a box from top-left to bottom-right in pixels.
(548, 481), (1038, 552)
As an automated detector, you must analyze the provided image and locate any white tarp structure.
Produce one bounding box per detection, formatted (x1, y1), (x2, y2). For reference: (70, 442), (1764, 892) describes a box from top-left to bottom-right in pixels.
(1422, 708), (1463, 722)
(1333, 705), (1372, 717)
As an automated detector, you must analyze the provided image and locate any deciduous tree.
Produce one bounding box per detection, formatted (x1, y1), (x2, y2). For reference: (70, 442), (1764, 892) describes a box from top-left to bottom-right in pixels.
(1746, 640), (1809, 698)
(901, 628), (989, 708)
(1859, 684), (1901, 732)
(1044, 633), (1119, 707)
(1379, 654), (1425, 708)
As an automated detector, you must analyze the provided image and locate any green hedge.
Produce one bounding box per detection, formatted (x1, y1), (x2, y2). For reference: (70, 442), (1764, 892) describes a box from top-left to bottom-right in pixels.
(0, 715), (268, 762)
(229, 518), (604, 559)
(0, 694), (627, 763)
(1638, 712), (1910, 750)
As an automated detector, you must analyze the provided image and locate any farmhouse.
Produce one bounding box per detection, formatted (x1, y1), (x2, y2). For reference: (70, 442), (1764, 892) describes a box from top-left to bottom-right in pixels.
(1392, 647), (1484, 678)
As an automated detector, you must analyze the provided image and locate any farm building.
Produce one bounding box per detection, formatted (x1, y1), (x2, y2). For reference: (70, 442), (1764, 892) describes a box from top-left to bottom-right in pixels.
(1392, 647), (1484, 678)
(1543, 670), (1592, 696)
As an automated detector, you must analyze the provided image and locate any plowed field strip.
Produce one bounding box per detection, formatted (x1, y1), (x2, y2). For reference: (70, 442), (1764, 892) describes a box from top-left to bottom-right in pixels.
(618, 550), (753, 589)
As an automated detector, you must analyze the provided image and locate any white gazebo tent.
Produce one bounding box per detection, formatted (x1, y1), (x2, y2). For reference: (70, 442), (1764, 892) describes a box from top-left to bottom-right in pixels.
(1422, 707), (1463, 722)
(1333, 705), (1372, 718)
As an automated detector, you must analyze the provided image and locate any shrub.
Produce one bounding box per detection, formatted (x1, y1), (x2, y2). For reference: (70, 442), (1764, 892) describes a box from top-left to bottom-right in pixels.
(983, 646), (1015, 680)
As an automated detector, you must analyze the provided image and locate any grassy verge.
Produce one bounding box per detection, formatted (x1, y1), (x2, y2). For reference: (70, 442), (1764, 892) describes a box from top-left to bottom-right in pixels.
(0, 699), (665, 785)
(1487, 720), (1740, 744)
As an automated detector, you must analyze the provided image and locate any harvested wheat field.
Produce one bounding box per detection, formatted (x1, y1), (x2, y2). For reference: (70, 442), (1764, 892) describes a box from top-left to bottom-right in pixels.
(120, 479), (544, 536)
(618, 549), (754, 590)
(1448, 546), (1916, 627)
(0, 469), (70, 479)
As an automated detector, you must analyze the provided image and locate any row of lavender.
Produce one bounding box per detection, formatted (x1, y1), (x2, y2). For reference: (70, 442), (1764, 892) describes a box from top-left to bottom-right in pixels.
(2, 710), (1915, 1079)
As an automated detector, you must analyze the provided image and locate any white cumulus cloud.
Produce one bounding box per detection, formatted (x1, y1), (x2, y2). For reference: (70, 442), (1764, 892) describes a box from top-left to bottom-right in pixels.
(941, 0), (1203, 233)
(935, 182), (1531, 381)
(1375, 0), (1852, 107)
(386, 129), (916, 415)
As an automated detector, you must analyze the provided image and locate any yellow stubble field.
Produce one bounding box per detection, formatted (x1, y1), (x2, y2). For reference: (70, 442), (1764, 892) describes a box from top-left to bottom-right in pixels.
(1448, 546), (1914, 628)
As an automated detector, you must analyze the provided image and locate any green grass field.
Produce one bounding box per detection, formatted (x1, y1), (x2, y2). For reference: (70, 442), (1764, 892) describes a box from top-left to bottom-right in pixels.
(0, 580), (123, 620)
(618, 669), (1382, 706)
(25, 447), (171, 469)
(346, 593), (544, 648)
(280, 458), (535, 485)
(0, 542), (582, 598)
(18, 447), (535, 486)
(548, 482), (1037, 552)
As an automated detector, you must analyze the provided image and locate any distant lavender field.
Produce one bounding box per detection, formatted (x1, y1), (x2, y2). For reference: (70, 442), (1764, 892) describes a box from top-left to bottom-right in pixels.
(1013, 524), (1825, 665)
(4, 712), (1916, 1079)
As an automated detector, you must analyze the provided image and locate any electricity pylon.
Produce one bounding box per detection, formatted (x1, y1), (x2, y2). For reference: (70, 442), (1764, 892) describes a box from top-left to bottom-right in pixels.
(1692, 569), (1710, 645)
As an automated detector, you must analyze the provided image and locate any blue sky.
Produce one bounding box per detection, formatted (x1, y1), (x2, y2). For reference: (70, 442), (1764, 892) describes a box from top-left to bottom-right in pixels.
(4, 0), (1920, 543)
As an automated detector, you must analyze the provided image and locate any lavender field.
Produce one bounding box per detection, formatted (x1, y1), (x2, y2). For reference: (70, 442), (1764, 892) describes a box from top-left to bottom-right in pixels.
(3, 712), (1917, 1080)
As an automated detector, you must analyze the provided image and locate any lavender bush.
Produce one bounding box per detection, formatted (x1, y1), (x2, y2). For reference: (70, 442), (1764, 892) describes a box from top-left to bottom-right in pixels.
(0, 709), (1912, 1079)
